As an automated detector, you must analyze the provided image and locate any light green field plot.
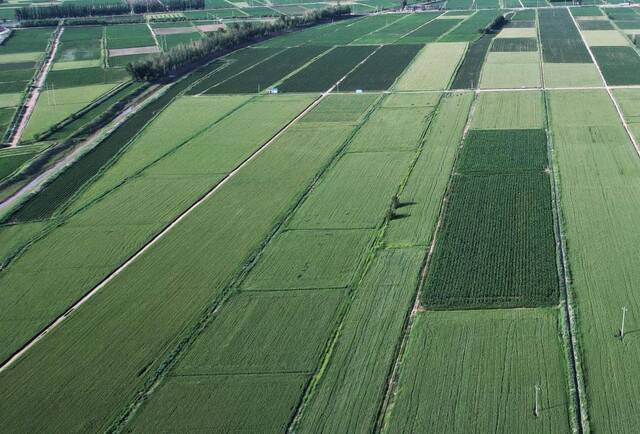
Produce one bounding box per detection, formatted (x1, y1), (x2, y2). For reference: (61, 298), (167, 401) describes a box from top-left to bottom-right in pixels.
(394, 42), (467, 91)
(22, 84), (118, 140)
(613, 88), (640, 141)
(175, 290), (345, 374)
(386, 91), (473, 246)
(381, 92), (440, 108)
(66, 94), (293, 212)
(496, 27), (538, 38)
(347, 97), (437, 152)
(296, 248), (424, 433)
(385, 309), (571, 434)
(0, 93), (21, 109)
(241, 229), (373, 290)
(51, 59), (102, 71)
(480, 54), (541, 89)
(471, 91), (544, 130)
(0, 91), (371, 432)
(301, 93), (379, 123)
(131, 374), (308, 432)
(0, 52), (42, 63)
(288, 151), (414, 230)
(582, 29), (631, 46)
(543, 63), (603, 87)
(549, 89), (640, 433)
(485, 51), (539, 63)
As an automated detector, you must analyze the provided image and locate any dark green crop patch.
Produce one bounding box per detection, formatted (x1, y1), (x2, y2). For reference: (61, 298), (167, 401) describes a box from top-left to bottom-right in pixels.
(592, 46), (640, 86)
(491, 37), (538, 52)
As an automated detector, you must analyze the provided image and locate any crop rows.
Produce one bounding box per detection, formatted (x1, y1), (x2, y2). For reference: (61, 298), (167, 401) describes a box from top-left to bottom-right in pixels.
(538, 8), (592, 62)
(399, 17), (463, 43)
(591, 47), (640, 86)
(491, 37), (538, 52)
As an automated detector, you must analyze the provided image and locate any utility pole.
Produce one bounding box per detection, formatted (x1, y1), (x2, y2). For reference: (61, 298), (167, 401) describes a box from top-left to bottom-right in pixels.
(534, 384), (540, 417)
(621, 306), (628, 339)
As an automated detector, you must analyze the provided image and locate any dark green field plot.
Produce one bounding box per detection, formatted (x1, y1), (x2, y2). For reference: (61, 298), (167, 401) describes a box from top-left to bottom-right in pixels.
(339, 44), (422, 91)
(0, 107), (15, 138)
(592, 47), (640, 85)
(278, 46), (376, 93)
(605, 7), (639, 20)
(205, 46), (326, 94)
(0, 68), (36, 83)
(0, 151), (35, 181)
(451, 34), (494, 89)
(159, 32), (204, 51)
(241, 229), (374, 290)
(578, 20), (615, 30)
(187, 47), (281, 95)
(538, 8), (592, 62)
(399, 18), (462, 43)
(175, 290), (344, 374)
(106, 24), (156, 50)
(55, 26), (102, 62)
(457, 129), (548, 173)
(423, 172), (558, 309)
(614, 19), (640, 29)
(44, 67), (128, 88)
(129, 374), (308, 433)
(569, 6), (603, 16)
(440, 11), (498, 43)
(287, 151), (413, 229)
(511, 9), (536, 20)
(491, 37), (538, 52)
(0, 28), (52, 54)
(444, 0), (472, 9)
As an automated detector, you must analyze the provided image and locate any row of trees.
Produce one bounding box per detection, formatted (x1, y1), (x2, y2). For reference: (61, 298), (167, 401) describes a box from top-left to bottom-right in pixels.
(127, 5), (352, 81)
(16, 0), (203, 21)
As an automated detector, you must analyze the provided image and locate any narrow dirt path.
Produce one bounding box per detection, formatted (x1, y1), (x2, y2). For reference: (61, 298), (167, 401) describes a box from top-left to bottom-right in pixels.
(8, 26), (63, 148)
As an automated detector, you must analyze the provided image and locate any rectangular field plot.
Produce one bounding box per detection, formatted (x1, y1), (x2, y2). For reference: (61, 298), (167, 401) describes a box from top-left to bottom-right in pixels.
(241, 229), (374, 290)
(591, 46), (640, 85)
(106, 24), (156, 50)
(301, 93), (379, 123)
(471, 91), (544, 130)
(347, 94), (438, 152)
(457, 129), (548, 173)
(479, 57), (541, 89)
(386, 92), (473, 246)
(287, 151), (414, 229)
(539, 8), (592, 62)
(549, 89), (640, 433)
(613, 88), (640, 141)
(394, 42), (467, 91)
(354, 12), (440, 44)
(582, 30), (631, 46)
(175, 291), (344, 374)
(204, 46), (327, 94)
(129, 374), (308, 433)
(543, 62), (603, 87)
(339, 44), (423, 91)
(440, 10), (498, 42)
(398, 18), (462, 43)
(491, 37), (538, 51)
(423, 172), (558, 308)
(386, 309), (571, 434)
(278, 46), (376, 93)
(296, 248), (424, 433)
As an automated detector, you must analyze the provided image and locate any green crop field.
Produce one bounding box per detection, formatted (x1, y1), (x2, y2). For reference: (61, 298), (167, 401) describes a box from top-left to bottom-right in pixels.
(2, 6), (640, 433)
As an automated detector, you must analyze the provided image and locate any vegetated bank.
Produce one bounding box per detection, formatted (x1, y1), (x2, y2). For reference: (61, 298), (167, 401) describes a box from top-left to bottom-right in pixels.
(126, 5), (353, 81)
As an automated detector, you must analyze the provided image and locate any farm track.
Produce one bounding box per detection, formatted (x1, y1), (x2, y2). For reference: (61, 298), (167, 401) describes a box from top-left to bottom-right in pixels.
(539, 11), (587, 433)
(0, 46), (384, 375)
(7, 26), (63, 148)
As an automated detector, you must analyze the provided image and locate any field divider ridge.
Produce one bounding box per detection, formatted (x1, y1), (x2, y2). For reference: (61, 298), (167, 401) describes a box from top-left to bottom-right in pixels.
(568, 7), (640, 156)
(377, 90), (480, 432)
(539, 10), (588, 433)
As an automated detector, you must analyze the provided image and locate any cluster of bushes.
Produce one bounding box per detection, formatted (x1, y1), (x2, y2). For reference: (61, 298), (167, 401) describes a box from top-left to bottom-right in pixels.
(482, 14), (507, 34)
(20, 18), (61, 27)
(128, 5), (351, 81)
(131, 0), (204, 14)
(65, 15), (145, 25)
(16, 0), (203, 21)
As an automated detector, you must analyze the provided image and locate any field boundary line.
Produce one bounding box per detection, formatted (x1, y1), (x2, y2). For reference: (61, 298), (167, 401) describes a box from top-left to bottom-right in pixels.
(7, 25), (63, 147)
(376, 91), (480, 432)
(0, 82), (348, 375)
(568, 7), (640, 157)
(436, 10), (475, 42)
(105, 47), (386, 432)
(538, 11), (587, 434)
(146, 21), (160, 49)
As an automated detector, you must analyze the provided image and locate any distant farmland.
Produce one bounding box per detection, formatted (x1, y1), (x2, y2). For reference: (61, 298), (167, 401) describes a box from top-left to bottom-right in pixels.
(2, 3), (640, 433)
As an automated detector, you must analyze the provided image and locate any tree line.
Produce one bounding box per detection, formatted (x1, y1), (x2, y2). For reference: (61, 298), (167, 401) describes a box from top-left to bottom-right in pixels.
(127, 5), (352, 81)
(16, 0), (203, 21)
